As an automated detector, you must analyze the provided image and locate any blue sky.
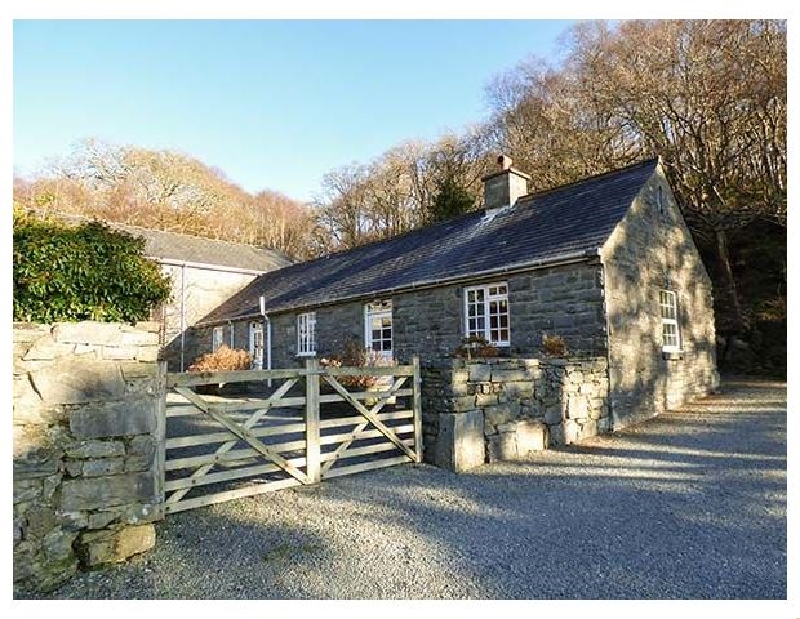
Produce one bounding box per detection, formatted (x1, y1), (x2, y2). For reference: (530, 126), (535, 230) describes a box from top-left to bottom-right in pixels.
(14, 19), (576, 201)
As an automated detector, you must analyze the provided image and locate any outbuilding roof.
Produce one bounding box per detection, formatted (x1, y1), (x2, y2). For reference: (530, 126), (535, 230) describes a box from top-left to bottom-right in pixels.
(198, 158), (659, 325)
(111, 223), (292, 272)
(28, 211), (291, 272)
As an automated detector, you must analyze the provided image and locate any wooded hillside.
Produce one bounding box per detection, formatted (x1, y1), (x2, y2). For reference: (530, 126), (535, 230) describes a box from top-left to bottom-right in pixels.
(13, 140), (325, 262)
(14, 19), (786, 376)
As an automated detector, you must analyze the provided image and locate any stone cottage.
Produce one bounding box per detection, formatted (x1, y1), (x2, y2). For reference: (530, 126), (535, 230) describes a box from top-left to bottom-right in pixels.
(190, 156), (718, 442)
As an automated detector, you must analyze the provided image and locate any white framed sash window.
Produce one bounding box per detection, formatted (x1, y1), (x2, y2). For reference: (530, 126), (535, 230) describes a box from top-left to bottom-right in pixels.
(464, 282), (510, 346)
(659, 290), (680, 352)
(297, 312), (316, 356)
(249, 321), (264, 369)
(365, 300), (392, 360)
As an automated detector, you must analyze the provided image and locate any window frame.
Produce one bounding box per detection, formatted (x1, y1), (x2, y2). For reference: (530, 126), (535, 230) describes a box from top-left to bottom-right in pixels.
(659, 290), (681, 352)
(297, 311), (317, 357)
(249, 321), (264, 370)
(364, 300), (393, 360)
(657, 185), (666, 217)
(212, 326), (224, 352)
(463, 282), (510, 347)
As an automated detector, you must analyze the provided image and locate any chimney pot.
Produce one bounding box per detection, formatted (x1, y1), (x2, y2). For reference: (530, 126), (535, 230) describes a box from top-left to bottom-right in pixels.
(498, 155), (512, 170)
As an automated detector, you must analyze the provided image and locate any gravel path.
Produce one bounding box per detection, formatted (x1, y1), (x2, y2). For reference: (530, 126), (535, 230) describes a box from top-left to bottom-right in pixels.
(41, 379), (786, 599)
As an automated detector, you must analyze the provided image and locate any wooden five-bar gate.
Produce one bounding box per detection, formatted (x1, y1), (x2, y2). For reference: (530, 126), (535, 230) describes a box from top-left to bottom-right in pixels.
(160, 358), (422, 514)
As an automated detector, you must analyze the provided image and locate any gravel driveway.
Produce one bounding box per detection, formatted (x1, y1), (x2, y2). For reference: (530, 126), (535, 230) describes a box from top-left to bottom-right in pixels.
(41, 379), (786, 599)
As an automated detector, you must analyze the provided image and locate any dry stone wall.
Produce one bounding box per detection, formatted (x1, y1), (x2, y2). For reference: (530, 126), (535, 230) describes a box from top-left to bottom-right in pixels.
(13, 321), (165, 595)
(421, 356), (609, 471)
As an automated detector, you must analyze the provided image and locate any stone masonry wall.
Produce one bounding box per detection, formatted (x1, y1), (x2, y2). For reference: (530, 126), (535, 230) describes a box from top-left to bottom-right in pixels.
(393, 261), (606, 365)
(13, 322), (165, 595)
(190, 299), (367, 372)
(421, 356), (609, 471)
(601, 164), (718, 429)
(267, 313), (297, 369)
(187, 259), (606, 378)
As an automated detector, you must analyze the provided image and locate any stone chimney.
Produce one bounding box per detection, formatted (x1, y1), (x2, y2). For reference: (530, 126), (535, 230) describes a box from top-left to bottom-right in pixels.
(481, 155), (531, 213)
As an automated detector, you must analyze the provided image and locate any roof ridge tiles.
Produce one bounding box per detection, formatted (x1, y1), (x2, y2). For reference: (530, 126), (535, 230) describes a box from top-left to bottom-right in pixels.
(515, 157), (659, 205)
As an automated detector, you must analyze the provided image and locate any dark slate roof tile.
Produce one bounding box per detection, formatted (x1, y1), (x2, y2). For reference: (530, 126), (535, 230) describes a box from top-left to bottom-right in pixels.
(199, 158), (658, 324)
(30, 211), (291, 272)
(113, 224), (292, 272)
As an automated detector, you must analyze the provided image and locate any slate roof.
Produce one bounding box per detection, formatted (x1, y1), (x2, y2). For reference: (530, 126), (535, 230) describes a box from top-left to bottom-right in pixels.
(31, 211), (291, 272)
(110, 223), (292, 272)
(198, 158), (659, 325)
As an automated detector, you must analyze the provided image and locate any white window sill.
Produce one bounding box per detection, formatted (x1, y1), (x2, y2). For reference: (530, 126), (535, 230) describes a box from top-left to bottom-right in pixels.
(463, 341), (510, 348)
(297, 352), (317, 357)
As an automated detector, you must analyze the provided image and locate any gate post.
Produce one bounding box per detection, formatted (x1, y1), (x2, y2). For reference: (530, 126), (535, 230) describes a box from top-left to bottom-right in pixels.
(305, 358), (321, 484)
(412, 356), (423, 463)
(154, 360), (167, 518)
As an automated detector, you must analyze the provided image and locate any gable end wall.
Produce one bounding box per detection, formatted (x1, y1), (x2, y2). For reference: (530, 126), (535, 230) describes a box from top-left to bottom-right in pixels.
(158, 264), (261, 371)
(601, 165), (718, 428)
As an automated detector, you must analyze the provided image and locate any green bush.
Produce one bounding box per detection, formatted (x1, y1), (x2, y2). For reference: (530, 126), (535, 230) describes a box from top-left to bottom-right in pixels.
(13, 211), (172, 323)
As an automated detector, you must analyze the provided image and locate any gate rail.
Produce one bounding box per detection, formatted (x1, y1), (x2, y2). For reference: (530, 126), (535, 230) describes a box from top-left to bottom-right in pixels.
(161, 357), (422, 514)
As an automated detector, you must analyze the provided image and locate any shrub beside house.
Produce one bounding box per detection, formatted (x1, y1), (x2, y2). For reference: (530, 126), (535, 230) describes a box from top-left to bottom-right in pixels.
(13, 210), (172, 324)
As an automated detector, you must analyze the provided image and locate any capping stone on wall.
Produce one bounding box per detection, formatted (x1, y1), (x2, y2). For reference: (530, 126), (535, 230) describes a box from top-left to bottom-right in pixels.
(13, 321), (164, 595)
(421, 356), (609, 471)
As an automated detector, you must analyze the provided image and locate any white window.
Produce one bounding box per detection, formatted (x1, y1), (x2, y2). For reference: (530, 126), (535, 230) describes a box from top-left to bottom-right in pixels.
(365, 300), (392, 359)
(212, 326), (224, 351)
(249, 322), (264, 369)
(464, 282), (510, 346)
(660, 290), (680, 352)
(297, 312), (316, 356)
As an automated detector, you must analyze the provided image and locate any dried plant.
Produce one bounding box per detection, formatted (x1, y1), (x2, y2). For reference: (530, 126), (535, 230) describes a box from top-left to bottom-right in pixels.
(188, 345), (252, 372)
(319, 338), (395, 389)
(542, 334), (567, 357)
(454, 335), (498, 359)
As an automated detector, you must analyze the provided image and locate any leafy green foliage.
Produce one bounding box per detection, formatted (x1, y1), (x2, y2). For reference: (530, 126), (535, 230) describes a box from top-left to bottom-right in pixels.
(428, 175), (475, 224)
(13, 211), (172, 323)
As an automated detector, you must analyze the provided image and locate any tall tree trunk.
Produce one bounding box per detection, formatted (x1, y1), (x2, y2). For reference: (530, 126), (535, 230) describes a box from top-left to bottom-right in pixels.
(716, 227), (745, 335)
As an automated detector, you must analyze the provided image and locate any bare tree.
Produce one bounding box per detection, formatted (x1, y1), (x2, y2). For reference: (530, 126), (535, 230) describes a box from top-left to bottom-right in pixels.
(18, 139), (318, 261)
(565, 20), (786, 333)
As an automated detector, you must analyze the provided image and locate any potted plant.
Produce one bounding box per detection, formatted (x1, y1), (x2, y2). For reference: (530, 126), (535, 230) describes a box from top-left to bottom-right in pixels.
(453, 335), (499, 360)
(541, 334), (567, 357)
